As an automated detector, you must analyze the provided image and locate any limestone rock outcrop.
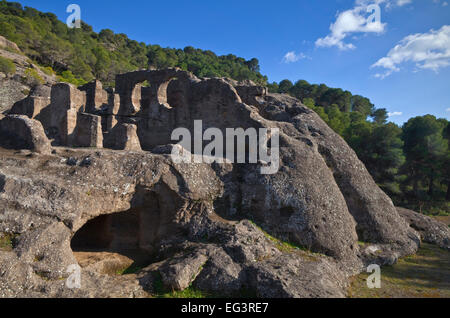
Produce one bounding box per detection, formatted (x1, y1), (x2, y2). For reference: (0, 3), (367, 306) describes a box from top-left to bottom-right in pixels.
(397, 207), (450, 251)
(0, 35), (21, 53)
(0, 39), (56, 114)
(0, 68), (425, 298)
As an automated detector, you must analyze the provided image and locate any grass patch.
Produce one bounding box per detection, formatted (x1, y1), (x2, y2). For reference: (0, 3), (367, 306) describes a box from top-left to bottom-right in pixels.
(3, 46), (21, 55)
(34, 270), (55, 281)
(348, 243), (450, 298)
(151, 272), (211, 298)
(248, 220), (318, 257)
(433, 215), (450, 227)
(160, 287), (210, 299)
(0, 56), (16, 75)
(150, 272), (258, 299)
(24, 67), (44, 85)
(39, 66), (54, 76)
(0, 233), (18, 251)
(115, 264), (143, 276)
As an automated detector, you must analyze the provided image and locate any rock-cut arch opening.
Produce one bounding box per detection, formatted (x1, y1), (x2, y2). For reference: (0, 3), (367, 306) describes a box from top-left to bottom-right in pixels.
(71, 185), (184, 274)
(156, 78), (178, 109)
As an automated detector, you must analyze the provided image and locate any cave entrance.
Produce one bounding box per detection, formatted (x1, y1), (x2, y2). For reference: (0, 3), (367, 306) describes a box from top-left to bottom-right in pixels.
(70, 208), (157, 273)
(71, 186), (183, 274)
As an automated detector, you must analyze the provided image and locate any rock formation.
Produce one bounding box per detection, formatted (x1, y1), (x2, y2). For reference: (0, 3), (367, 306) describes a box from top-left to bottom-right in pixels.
(0, 43), (56, 114)
(0, 36), (21, 53)
(0, 68), (445, 298)
(0, 114), (51, 154)
(397, 207), (450, 251)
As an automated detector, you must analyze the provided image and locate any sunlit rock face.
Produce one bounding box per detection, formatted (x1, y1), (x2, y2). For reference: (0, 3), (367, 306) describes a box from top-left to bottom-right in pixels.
(0, 68), (422, 298)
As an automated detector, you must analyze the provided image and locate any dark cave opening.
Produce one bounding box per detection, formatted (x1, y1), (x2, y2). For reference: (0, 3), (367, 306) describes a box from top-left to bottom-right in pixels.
(70, 190), (161, 271)
(70, 184), (185, 273)
(70, 208), (157, 269)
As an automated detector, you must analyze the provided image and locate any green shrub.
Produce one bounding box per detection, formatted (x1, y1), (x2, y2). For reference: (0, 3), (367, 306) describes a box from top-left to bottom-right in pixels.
(0, 56), (16, 75)
(40, 65), (54, 76)
(3, 46), (20, 54)
(0, 233), (17, 251)
(24, 67), (44, 85)
(57, 70), (87, 86)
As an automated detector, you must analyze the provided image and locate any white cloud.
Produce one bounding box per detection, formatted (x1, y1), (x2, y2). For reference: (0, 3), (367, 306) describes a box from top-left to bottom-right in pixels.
(433, 0), (448, 6)
(446, 107), (450, 112)
(372, 25), (450, 78)
(396, 0), (412, 6)
(282, 51), (307, 63)
(384, 0), (412, 9)
(316, 2), (387, 50)
(388, 111), (403, 117)
(356, 0), (388, 6)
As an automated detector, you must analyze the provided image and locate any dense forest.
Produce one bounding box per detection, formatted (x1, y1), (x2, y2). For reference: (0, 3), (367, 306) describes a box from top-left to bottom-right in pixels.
(0, 1), (448, 215)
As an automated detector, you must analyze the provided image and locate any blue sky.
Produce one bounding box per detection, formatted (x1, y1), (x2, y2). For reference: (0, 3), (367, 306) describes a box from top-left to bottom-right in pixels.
(17, 0), (450, 124)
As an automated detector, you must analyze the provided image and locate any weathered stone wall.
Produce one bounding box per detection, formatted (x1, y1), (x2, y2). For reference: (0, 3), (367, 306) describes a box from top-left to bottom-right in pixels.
(2, 69), (272, 153)
(79, 80), (108, 113)
(111, 69), (261, 151)
(35, 83), (86, 146)
(71, 113), (103, 148)
(103, 123), (141, 151)
(9, 85), (51, 119)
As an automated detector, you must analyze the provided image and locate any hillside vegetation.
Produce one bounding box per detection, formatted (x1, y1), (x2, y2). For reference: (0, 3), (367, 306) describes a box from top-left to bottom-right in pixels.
(0, 0), (449, 215)
(269, 80), (450, 215)
(0, 1), (266, 86)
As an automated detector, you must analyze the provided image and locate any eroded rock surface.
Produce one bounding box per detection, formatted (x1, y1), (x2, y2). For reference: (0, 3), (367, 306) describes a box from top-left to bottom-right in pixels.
(0, 69), (423, 298)
(0, 115), (51, 154)
(0, 42), (56, 114)
(397, 207), (450, 251)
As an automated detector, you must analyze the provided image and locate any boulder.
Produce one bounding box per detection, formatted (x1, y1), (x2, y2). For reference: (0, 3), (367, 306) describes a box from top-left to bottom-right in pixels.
(397, 207), (450, 250)
(193, 247), (246, 296)
(159, 251), (208, 291)
(0, 115), (51, 154)
(0, 35), (21, 52)
(247, 254), (348, 298)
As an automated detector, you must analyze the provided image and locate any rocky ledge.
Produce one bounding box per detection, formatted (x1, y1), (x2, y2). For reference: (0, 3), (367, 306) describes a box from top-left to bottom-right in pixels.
(0, 68), (447, 298)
